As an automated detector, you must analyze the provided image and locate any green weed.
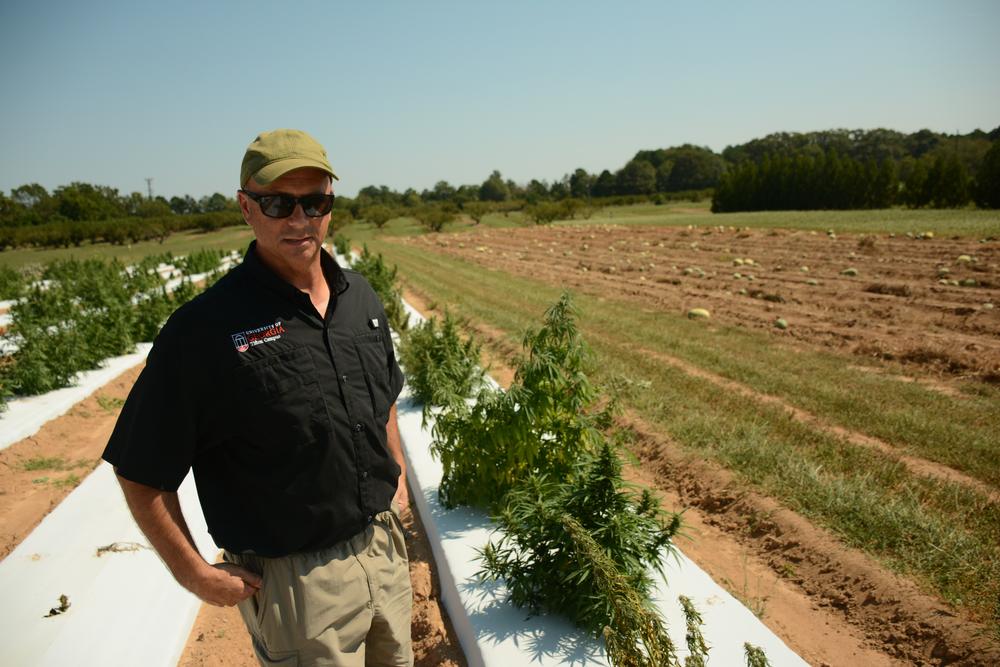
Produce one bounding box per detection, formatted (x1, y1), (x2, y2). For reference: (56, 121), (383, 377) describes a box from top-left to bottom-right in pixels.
(96, 394), (125, 413)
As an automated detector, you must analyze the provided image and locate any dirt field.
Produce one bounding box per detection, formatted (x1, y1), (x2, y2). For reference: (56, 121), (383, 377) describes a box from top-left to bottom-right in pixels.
(402, 224), (1000, 382)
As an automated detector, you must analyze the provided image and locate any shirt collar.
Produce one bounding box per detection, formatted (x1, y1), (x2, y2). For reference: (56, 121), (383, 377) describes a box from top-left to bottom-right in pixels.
(242, 241), (350, 307)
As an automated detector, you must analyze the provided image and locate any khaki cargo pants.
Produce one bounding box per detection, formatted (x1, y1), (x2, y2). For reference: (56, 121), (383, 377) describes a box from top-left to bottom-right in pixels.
(224, 505), (413, 666)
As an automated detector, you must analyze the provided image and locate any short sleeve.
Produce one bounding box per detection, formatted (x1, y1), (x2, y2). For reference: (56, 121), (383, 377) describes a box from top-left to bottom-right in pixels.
(102, 324), (202, 492)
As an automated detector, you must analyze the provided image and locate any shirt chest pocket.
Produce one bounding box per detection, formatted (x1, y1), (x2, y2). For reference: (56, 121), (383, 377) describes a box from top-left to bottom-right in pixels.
(228, 347), (328, 448)
(353, 332), (391, 420)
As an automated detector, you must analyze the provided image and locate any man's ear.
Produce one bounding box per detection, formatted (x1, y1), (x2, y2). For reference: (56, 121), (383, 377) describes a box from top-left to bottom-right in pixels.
(236, 190), (253, 225)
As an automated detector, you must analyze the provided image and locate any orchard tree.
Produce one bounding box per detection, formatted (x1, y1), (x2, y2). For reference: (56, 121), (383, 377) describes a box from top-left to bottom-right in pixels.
(363, 205), (394, 229)
(414, 203), (455, 232)
(462, 201), (491, 225)
(479, 170), (510, 202)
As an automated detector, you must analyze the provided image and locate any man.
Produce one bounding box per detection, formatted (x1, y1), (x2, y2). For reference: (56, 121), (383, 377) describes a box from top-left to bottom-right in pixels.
(103, 129), (413, 666)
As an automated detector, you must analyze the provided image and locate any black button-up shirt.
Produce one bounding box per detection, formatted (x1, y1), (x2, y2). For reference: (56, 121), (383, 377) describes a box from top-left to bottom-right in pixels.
(103, 242), (405, 557)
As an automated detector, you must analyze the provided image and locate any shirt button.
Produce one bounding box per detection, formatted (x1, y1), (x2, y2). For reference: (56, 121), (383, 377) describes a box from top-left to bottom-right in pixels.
(341, 375), (348, 383)
(366, 514), (373, 522)
(361, 471), (369, 479)
(352, 423), (363, 433)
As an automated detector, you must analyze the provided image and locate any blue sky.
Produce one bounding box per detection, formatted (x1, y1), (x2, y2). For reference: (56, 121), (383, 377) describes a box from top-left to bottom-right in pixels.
(1, 1), (997, 199)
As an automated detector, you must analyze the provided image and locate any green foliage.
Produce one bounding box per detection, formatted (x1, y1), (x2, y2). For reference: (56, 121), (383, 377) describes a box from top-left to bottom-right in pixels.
(4, 259), (136, 395)
(0, 211), (243, 250)
(0, 250), (218, 406)
(460, 201), (492, 224)
(479, 170), (511, 202)
(412, 204), (456, 232)
(350, 244), (408, 331)
(563, 515), (677, 667)
(617, 160), (658, 196)
(743, 643), (771, 667)
(634, 145), (727, 192)
(362, 204), (395, 229)
(712, 150), (900, 212)
(177, 248), (223, 275)
(524, 201), (564, 224)
(478, 444), (680, 635)
(973, 141), (1000, 209)
(397, 311), (484, 424)
(329, 208), (353, 232)
(431, 293), (614, 508)
(680, 595), (710, 667)
(0, 265), (27, 299)
(332, 233), (351, 257)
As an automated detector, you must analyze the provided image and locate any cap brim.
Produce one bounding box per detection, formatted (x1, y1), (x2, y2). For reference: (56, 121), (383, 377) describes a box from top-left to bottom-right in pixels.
(251, 157), (339, 185)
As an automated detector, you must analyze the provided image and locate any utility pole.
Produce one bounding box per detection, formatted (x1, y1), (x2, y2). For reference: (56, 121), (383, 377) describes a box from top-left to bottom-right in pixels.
(145, 177), (154, 200)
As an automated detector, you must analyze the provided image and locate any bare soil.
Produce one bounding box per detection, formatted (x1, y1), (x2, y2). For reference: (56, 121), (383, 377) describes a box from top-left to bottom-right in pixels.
(401, 284), (1000, 667)
(400, 224), (1000, 382)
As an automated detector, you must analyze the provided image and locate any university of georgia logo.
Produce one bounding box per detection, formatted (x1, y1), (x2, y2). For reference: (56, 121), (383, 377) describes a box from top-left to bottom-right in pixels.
(231, 321), (285, 353)
(231, 333), (249, 353)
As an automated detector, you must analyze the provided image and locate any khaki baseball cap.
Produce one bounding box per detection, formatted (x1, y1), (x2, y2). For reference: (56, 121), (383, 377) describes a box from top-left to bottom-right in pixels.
(240, 129), (339, 187)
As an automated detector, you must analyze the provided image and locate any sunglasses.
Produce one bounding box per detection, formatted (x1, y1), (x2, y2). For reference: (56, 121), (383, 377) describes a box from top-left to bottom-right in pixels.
(240, 189), (336, 218)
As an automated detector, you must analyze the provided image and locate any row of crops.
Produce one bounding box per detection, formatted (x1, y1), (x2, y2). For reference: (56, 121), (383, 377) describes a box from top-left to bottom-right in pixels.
(340, 234), (773, 667)
(0, 249), (237, 409)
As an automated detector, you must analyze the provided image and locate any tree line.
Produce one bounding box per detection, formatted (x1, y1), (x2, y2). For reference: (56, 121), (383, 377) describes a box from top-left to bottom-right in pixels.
(712, 129), (1000, 212)
(0, 182), (243, 249)
(0, 182), (238, 227)
(3, 125), (997, 249)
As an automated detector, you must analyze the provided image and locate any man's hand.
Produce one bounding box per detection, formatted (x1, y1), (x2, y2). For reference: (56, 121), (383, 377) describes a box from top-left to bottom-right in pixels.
(115, 473), (262, 607)
(386, 402), (409, 512)
(191, 562), (262, 607)
(393, 474), (410, 512)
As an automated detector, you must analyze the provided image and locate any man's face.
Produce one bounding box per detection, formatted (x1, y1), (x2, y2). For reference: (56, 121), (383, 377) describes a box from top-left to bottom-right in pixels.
(238, 167), (332, 279)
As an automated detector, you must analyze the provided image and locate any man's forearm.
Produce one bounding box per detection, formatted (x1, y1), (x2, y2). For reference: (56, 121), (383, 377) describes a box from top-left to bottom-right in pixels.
(386, 403), (409, 508)
(115, 472), (261, 606)
(116, 474), (209, 590)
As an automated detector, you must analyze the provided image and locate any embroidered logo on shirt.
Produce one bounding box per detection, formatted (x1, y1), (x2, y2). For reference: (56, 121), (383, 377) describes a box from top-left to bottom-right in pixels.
(231, 321), (286, 352)
(231, 333), (249, 352)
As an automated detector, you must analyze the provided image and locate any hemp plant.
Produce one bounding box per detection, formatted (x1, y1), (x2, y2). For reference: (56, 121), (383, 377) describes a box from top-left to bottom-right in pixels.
(427, 293), (689, 666)
(477, 443), (681, 639)
(350, 244), (408, 332)
(397, 310), (485, 425)
(431, 292), (615, 509)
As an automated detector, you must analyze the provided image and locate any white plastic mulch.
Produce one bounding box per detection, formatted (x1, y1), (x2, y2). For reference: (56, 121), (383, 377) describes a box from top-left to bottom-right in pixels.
(0, 464), (214, 667)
